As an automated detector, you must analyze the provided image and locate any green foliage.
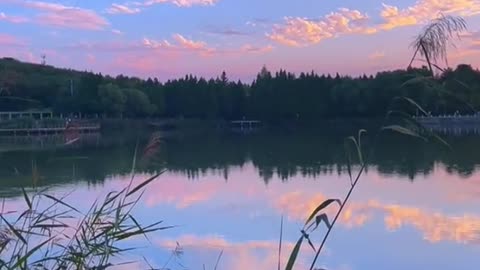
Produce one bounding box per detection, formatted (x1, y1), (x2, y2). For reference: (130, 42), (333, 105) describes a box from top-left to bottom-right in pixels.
(123, 88), (156, 117)
(98, 83), (126, 116)
(1, 58), (480, 119)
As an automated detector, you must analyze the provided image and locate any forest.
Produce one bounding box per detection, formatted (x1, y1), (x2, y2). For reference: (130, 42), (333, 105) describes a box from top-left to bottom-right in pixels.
(1, 57), (480, 120)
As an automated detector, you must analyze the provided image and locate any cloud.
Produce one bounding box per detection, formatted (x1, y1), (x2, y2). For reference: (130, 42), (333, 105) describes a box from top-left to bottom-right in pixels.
(0, 33), (26, 46)
(0, 12), (29, 23)
(158, 234), (311, 270)
(273, 191), (480, 245)
(103, 0), (218, 15)
(206, 28), (250, 36)
(451, 31), (480, 56)
(369, 51), (386, 60)
(63, 34), (273, 62)
(142, 0), (219, 7)
(3, 0), (109, 30)
(381, 204), (480, 244)
(172, 33), (211, 51)
(106, 3), (141, 14)
(461, 30), (480, 39)
(380, 0), (480, 30)
(267, 8), (376, 47)
(240, 44), (274, 53)
(111, 29), (124, 35)
(86, 53), (96, 64)
(268, 1), (480, 47)
(246, 18), (271, 27)
(142, 34), (216, 56)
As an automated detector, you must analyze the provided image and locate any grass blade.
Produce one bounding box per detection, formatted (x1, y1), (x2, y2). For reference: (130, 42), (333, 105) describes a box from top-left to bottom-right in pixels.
(214, 250), (223, 270)
(304, 199), (341, 227)
(43, 194), (80, 213)
(285, 235), (304, 270)
(278, 215), (283, 270)
(126, 170), (166, 197)
(0, 215), (26, 244)
(21, 188), (32, 210)
(12, 238), (52, 269)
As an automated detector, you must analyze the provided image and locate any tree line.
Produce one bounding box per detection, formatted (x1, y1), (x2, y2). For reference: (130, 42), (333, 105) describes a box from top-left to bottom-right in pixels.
(1, 57), (480, 120)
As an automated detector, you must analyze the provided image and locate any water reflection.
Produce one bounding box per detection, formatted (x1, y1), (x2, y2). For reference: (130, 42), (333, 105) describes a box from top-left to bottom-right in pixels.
(0, 129), (479, 269)
(1, 129), (480, 192)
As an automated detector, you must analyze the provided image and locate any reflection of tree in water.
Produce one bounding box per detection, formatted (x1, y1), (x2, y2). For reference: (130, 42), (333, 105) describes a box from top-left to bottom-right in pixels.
(1, 129), (480, 194)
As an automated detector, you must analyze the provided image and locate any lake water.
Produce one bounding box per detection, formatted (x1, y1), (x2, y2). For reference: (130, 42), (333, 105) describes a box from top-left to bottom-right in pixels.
(0, 126), (479, 270)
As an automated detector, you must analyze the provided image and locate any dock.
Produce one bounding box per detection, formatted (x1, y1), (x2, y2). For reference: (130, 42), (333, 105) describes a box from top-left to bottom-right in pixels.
(230, 120), (262, 132)
(415, 113), (480, 135)
(0, 115), (101, 135)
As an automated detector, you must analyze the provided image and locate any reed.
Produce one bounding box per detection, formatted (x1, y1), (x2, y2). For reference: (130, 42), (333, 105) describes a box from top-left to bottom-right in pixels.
(0, 136), (169, 270)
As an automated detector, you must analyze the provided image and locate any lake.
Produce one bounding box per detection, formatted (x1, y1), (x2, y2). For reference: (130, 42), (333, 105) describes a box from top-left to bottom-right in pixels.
(0, 125), (479, 270)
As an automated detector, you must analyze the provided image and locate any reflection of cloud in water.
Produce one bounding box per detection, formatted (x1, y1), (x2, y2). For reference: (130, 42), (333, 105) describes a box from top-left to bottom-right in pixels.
(274, 192), (480, 245)
(126, 166), (480, 245)
(158, 234), (313, 270)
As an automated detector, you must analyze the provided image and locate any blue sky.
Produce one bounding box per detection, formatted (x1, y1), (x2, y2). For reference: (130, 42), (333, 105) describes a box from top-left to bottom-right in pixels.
(1, 0), (480, 81)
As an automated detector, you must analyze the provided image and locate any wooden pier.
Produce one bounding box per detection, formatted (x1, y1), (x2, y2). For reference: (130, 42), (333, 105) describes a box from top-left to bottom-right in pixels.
(0, 133), (101, 152)
(415, 113), (480, 135)
(0, 117), (100, 135)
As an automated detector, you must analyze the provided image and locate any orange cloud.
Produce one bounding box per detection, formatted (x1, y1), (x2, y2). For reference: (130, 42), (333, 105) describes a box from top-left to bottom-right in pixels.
(382, 204), (480, 244)
(380, 0), (480, 30)
(269, 1), (479, 47)
(274, 192), (480, 245)
(172, 34), (211, 51)
(267, 9), (376, 47)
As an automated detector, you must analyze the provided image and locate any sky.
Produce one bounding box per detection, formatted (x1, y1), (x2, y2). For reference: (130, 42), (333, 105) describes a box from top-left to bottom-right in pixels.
(1, 0), (480, 81)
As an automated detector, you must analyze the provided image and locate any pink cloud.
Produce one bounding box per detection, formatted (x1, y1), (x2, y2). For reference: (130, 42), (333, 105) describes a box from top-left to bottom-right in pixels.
(86, 53), (96, 64)
(143, 0), (219, 8)
(0, 12), (29, 23)
(158, 234), (312, 270)
(267, 9), (376, 47)
(111, 0), (219, 14)
(106, 3), (141, 15)
(0, 33), (26, 46)
(369, 51), (386, 60)
(5, 0), (109, 30)
(67, 34), (273, 59)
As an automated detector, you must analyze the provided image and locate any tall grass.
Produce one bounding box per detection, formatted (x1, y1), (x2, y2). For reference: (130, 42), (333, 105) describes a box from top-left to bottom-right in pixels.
(0, 136), (169, 270)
